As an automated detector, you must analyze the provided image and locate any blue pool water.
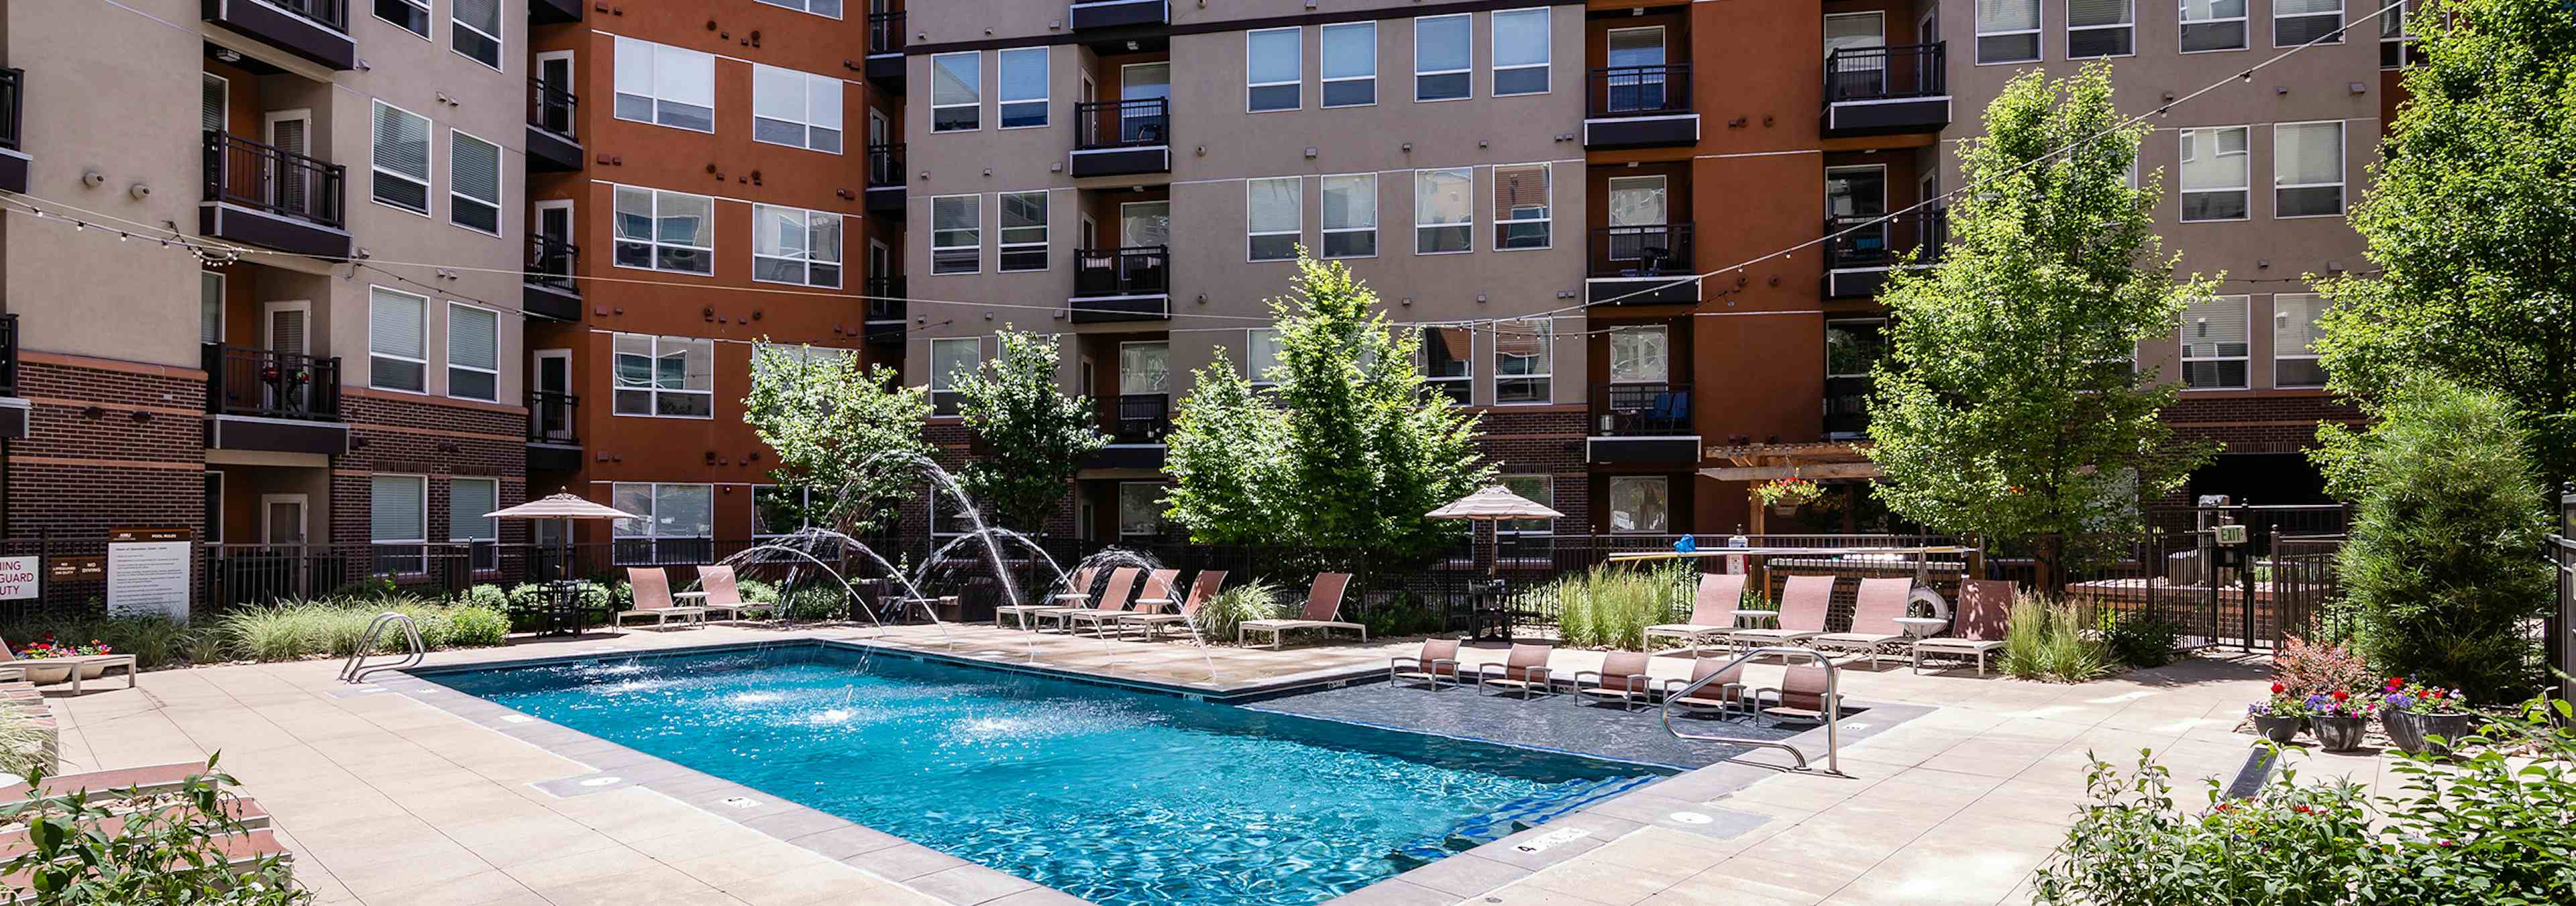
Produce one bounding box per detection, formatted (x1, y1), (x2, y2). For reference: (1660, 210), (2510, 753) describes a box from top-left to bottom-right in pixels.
(426, 646), (1668, 905)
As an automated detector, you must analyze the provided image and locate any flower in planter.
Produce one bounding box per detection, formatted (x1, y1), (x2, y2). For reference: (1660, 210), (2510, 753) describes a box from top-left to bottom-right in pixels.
(2306, 688), (2377, 720)
(2381, 676), (2471, 715)
(2248, 683), (2310, 719)
(14, 634), (112, 660)
(1754, 477), (1824, 507)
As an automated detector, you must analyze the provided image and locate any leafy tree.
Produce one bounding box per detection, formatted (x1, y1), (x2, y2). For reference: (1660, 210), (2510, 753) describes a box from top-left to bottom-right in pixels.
(1163, 254), (1493, 560)
(0, 757), (313, 904)
(1863, 64), (2215, 587)
(2313, 376), (2553, 701)
(742, 343), (933, 535)
(2310, 0), (2576, 495)
(951, 328), (1108, 533)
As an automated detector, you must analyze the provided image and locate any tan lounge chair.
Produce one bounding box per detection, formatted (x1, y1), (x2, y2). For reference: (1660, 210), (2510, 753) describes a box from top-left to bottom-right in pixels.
(1119, 570), (1226, 640)
(1571, 651), (1656, 711)
(1038, 567), (1138, 632)
(1913, 578), (2015, 675)
(1727, 574), (1835, 651)
(1643, 573), (1750, 653)
(1388, 638), (1463, 690)
(1662, 655), (1750, 715)
(1069, 568), (1175, 636)
(998, 567), (1097, 629)
(694, 565), (777, 621)
(616, 568), (707, 629)
(0, 636), (136, 693)
(1238, 572), (1364, 648)
(1475, 642), (1557, 699)
(1750, 661), (1843, 725)
(1810, 577), (1915, 667)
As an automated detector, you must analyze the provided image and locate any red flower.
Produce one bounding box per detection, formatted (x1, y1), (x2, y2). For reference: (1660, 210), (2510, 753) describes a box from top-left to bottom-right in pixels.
(2429, 689), (2445, 699)
(2331, 690), (2348, 702)
(2271, 683), (2286, 694)
(2386, 676), (2404, 689)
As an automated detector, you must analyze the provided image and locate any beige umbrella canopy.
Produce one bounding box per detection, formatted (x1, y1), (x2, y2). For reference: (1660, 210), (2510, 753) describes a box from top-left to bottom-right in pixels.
(1428, 485), (1565, 521)
(487, 493), (641, 580)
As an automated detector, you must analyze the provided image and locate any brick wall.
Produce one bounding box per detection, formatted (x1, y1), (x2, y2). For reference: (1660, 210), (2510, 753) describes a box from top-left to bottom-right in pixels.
(335, 392), (529, 548)
(1, 358), (206, 540)
(2164, 393), (2364, 454)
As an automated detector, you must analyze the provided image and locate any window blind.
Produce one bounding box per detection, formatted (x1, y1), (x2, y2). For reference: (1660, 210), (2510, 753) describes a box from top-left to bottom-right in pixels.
(370, 476), (425, 542)
(370, 288), (425, 359)
(449, 305), (497, 370)
(449, 479), (497, 541)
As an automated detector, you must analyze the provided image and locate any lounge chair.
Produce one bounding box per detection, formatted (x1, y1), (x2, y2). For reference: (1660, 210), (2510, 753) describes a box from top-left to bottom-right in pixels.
(1388, 638), (1463, 691)
(693, 565), (776, 621)
(1809, 577), (1915, 667)
(1727, 574), (1835, 652)
(1662, 655), (1750, 716)
(1068, 568), (1175, 636)
(616, 568), (707, 629)
(1643, 573), (1750, 653)
(1749, 661), (1842, 726)
(1038, 567), (1138, 633)
(1475, 643), (1558, 699)
(1119, 570), (1226, 640)
(998, 567), (1096, 629)
(1912, 578), (2015, 676)
(1571, 651), (1657, 711)
(0, 636), (136, 694)
(1238, 573), (1364, 649)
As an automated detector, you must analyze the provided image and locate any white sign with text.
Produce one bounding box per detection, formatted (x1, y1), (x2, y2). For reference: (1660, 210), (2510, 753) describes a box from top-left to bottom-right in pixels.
(107, 542), (191, 621)
(0, 557), (36, 601)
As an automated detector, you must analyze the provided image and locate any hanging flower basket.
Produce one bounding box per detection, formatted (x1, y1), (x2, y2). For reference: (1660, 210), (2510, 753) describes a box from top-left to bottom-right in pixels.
(1754, 478), (1824, 513)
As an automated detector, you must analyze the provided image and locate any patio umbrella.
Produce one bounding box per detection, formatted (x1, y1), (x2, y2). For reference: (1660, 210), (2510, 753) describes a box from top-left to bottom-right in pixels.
(486, 493), (641, 581)
(1429, 486), (1565, 577)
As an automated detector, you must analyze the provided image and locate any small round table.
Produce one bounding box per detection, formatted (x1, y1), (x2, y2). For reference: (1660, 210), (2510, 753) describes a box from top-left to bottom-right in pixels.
(1730, 609), (1779, 630)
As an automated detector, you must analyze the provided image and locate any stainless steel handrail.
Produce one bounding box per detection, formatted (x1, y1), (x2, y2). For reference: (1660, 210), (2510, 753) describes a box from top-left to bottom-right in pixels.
(1660, 645), (1841, 774)
(341, 611), (426, 683)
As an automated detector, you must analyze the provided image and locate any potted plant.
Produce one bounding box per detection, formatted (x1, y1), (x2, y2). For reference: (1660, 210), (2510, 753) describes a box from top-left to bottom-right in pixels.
(2245, 683), (2306, 744)
(2306, 689), (2373, 752)
(12, 636), (117, 685)
(2379, 676), (2475, 756)
(1754, 478), (1823, 515)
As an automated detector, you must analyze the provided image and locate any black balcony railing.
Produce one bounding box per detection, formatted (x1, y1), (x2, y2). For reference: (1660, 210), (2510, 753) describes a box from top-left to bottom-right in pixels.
(527, 234), (578, 293)
(1588, 64), (1692, 118)
(866, 143), (904, 187)
(1823, 207), (1947, 271)
(868, 11), (906, 54)
(203, 344), (341, 421)
(529, 391), (578, 444)
(1595, 382), (1693, 436)
(1824, 375), (1872, 436)
(1825, 43), (1946, 103)
(203, 130), (345, 229)
(0, 68), (22, 153)
(267, 0), (350, 30)
(1076, 98), (1170, 149)
(0, 313), (18, 398)
(1109, 393), (1169, 444)
(865, 278), (908, 343)
(528, 78), (576, 138)
(1073, 246), (1169, 297)
(1589, 224), (1695, 277)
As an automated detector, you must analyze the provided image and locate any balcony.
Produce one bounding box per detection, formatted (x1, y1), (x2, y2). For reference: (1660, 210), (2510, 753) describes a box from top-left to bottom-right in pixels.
(200, 130), (350, 259)
(865, 144), (906, 219)
(1823, 207), (1947, 299)
(1087, 393), (1170, 470)
(529, 0), (581, 24)
(1069, 0), (1168, 32)
(203, 0), (354, 70)
(1823, 43), (1951, 138)
(1069, 246), (1170, 323)
(527, 391), (581, 472)
(864, 281), (906, 346)
(1585, 65), (1698, 150)
(1071, 99), (1170, 178)
(1587, 382), (1699, 464)
(201, 344), (347, 455)
(1824, 375), (1871, 439)
(0, 68), (27, 194)
(866, 12), (906, 87)
(1586, 225), (1699, 306)
(525, 79), (583, 172)
(525, 234), (581, 321)
(0, 314), (23, 441)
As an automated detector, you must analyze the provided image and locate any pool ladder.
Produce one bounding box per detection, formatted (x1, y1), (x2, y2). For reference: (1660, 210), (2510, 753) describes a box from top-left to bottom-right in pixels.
(1660, 646), (1843, 775)
(341, 612), (426, 683)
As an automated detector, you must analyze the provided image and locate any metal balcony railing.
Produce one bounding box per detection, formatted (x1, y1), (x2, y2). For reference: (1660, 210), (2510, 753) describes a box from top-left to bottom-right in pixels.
(527, 234), (578, 293)
(529, 391), (578, 444)
(868, 11), (905, 55)
(866, 143), (904, 187)
(865, 278), (907, 343)
(203, 130), (345, 229)
(0, 313), (18, 398)
(1823, 207), (1947, 271)
(1076, 97), (1169, 149)
(1595, 382), (1693, 436)
(1073, 246), (1169, 297)
(1823, 375), (1872, 436)
(1108, 393), (1169, 444)
(1590, 224), (1695, 277)
(267, 0), (349, 30)
(1588, 64), (1692, 118)
(0, 68), (22, 153)
(1825, 43), (1947, 104)
(203, 344), (341, 421)
(528, 78), (576, 138)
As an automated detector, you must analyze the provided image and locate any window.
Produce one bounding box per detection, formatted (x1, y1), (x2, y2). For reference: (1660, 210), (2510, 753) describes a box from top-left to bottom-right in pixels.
(932, 195), (981, 274)
(1246, 328), (1284, 387)
(1322, 22), (1377, 107)
(1491, 8), (1550, 95)
(1415, 168), (1472, 254)
(612, 334), (714, 417)
(1495, 319), (1551, 403)
(451, 0), (501, 69)
(2178, 126), (2249, 221)
(1120, 342), (1171, 400)
(1118, 483), (1165, 538)
(994, 48), (1049, 128)
(1978, 0), (2043, 62)
(1607, 476), (1669, 534)
(1415, 14), (1472, 101)
(2274, 121), (2344, 217)
(1248, 177), (1302, 261)
(1609, 325), (1669, 385)
(370, 101), (431, 215)
(2273, 293), (2331, 388)
(200, 271), (223, 346)
(1498, 475), (1554, 535)
(370, 474), (428, 574)
(2274, 0), (2342, 46)
(448, 477), (498, 571)
(753, 205), (845, 287)
(2380, 0), (2417, 68)
(753, 65), (845, 152)
(753, 485), (810, 538)
(998, 191), (1049, 272)
(612, 483), (714, 564)
(1605, 28), (1668, 112)
(755, 0), (841, 19)
(447, 304), (498, 401)
(1248, 28), (1301, 111)
(449, 130), (501, 234)
(376, 0), (429, 38)
(1606, 176), (1669, 261)
(1422, 328), (1471, 405)
(1826, 319), (1888, 379)
(931, 52), (981, 132)
(2180, 0), (2248, 52)
(2068, 0), (2134, 57)
(2180, 295), (2250, 389)
(1493, 163), (1550, 249)
(614, 37), (715, 132)
(930, 338), (982, 415)
(1322, 174), (1377, 258)
(368, 287), (428, 393)
(612, 187), (714, 274)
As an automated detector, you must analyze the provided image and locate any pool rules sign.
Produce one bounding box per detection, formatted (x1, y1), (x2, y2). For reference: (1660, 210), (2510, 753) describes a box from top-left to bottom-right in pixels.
(107, 527), (193, 621)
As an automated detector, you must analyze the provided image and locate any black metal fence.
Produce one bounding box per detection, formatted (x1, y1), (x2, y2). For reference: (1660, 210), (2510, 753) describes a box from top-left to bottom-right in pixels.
(1588, 64), (1691, 117)
(866, 143), (904, 187)
(527, 234), (578, 293)
(1590, 224), (1694, 278)
(527, 77), (576, 138)
(1825, 42), (1945, 103)
(1824, 207), (1947, 272)
(1076, 98), (1169, 149)
(867, 11), (905, 56)
(1992, 504), (2353, 649)
(202, 344), (342, 420)
(202, 130), (345, 229)
(0, 68), (22, 154)
(1073, 246), (1168, 297)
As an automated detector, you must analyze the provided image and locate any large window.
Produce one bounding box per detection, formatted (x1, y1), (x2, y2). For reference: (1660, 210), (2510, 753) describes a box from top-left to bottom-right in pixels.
(612, 483), (714, 564)
(932, 195), (981, 274)
(448, 477), (498, 570)
(1609, 325), (1670, 385)
(368, 287), (428, 393)
(2179, 126), (2249, 221)
(1322, 22), (1377, 107)
(2273, 293), (2331, 388)
(998, 191), (1049, 272)
(451, 0), (502, 69)
(2273, 0), (2342, 46)
(1607, 476), (1670, 534)
(449, 130), (501, 234)
(447, 303), (498, 401)
(1248, 177), (1302, 261)
(377, 0), (429, 37)
(1120, 342), (1171, 399)
(614, 36), (716, 132)
(1248, 28), (1301, 111)
(1415, 168), (1472, 254)
(1499, 474), (1554, 536)
(2273, 121), (2344, 218)
(370, 101), (432, 215)
(753, 485), (811, 538)
(1322, 174), (1377, 258)
(931, 52), (981, 132)
(612, 334), (714, 417)
(1495, 319), (1551, 403)
(1415, 14), (1472, 101)
(2181, 295), (2250, 389)
(2380, 0), (2417, 68)
(2180, 0), (2249, 52)
(1246, 328), (1283, 388)
(753, 205), (845, 287)
(614, 187), (714, 274)
(371, 474), (428, 574)
(931, 337), (982, 415)
(201, 271), (223, 345)
(755, 0), (841, 17)
(754, 64), (845, 152)
(1491, 8), (1550, 96)
(1493, 163), (1550, 249)
(1422, 328), (1471, 405)
(998, 48), (1049, 128)
(1118, 483), (1165, 538)
(1978, 0), (2044, 63)
(2068, 0), (2134, 57)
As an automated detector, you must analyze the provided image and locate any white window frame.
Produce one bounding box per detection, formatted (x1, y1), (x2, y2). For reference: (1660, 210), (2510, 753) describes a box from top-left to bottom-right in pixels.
(450, 0), (503, 71)
(2179, 0), (2250, 53)
(368, 285), (431, 395)
(447, 476), (500, 571)
(1492, 162), (1550, 250)
(1245, 328), (1283, 388)
(996, 47), (1049, 128)
(2180, 295), (2251, 390)
(2272, 0), (2344, 48)
(1419, 326), (1473, 405)
(2379, 0), (2416, 68)
(2178, 125), (2251, 223)
(201, 270), (225, 346)
(753, 64), (847, 153)
(370, 99), (433, 217)
(613, 36), (717, 134)
(1320, 172), (1378, 259)
(2066, 0), (2136, 58)
(753, 0), (843, 20)
(1489, 7), (1551, 97)
(1247, 27), (1303, 113)
(376, 0), (430, 38)
(447, 128), (502, 236)
(2271, 119), (2345, 219)
(611, 483), (716, 564)
(1246, 176), (1303, 262)
(930, 336), (983, 415)
(931, 194), (982, 275)
(1976, 0), (2045, 64)
(370, 474), (429, 575)
(1321, 21), (1378, 108)
(612, 186), (716, 275)
(930, 52), (982, 133)
(1494, 318), (1552, 405)
(1414, 166), (1474, 255)
(997, 190), (1050, 272)
(1414, 13), (1474, 101)
(2271, 293), (2330, 389)
(445, 303), (499, 402)
(751, 203), (846, 287)
(611, 333), (716, 419)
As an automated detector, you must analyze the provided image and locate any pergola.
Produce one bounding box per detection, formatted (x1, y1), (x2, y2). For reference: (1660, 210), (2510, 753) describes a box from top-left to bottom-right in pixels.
(1697, 440), (1881, 536)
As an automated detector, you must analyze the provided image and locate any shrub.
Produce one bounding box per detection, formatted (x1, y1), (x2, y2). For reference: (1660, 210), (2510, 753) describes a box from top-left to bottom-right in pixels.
(733, 578), (782, 605)
(780, 585), (847, 621)
(214, 600), (511, 662)
(0, 757), (313, 904)
(326, 576), (398, 600)
(1360, 593), (1445, 638)
(184, 628), (229, 666)
(2098, 611), (2182, 668)
(1525, 564), (1692, 649)
(2272, 635), (2375, 699)
(0, 615), (196, 669)
(458, 584), (511, 609)
(0, 707), (49, 777)
(2002, 594), (2114, 683)
(1196, 580), (1284, 642)
(443, 606), (511, 648)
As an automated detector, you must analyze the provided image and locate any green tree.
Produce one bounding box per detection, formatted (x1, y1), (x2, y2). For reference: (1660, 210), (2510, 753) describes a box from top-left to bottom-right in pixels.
(952, 328), (1108, 533)
(2314, 376), (2553, 701)
(742, 343), (933, 535)
(1863, 64), (2215, 587)
(1163, 255), (1493, 560)
(2310, 0), (2576, 495)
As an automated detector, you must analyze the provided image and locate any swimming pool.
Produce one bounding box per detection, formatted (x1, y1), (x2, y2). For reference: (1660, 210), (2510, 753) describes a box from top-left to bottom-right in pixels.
(425, 645), (1671, 905)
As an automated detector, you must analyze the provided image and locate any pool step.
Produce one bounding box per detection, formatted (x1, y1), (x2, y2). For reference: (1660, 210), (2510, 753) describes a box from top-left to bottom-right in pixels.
(1389, 774), (1662, 864)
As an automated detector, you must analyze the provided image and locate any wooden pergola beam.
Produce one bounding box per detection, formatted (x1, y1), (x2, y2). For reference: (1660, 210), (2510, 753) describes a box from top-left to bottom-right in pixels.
(1699, 462), (1884, 482)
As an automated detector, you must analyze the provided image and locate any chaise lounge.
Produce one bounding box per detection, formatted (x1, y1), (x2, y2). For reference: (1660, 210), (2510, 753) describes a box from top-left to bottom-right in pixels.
(998, 567), (1096, 630)
(1643, 572), (1750, 654)
(1912, 578), (2015, 675)
(1118, 570), (1226, 641)
(616, 568), (707, 630)
(1809, 576), (1916, 667)
(1727, 574), (1835, 652)
(1238, 572), (1364, 649)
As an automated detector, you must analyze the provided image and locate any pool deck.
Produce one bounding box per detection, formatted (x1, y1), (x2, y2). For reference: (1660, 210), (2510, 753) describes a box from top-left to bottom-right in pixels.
(42, 622), (2371, 905)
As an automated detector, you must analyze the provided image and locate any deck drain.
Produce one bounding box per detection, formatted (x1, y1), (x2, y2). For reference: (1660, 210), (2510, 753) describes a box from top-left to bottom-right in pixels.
(1511, 827), (1592, 854)
(718, 796), (761, 809)
(578, 776), (623, 787)
(1668, 811), (1713, 825)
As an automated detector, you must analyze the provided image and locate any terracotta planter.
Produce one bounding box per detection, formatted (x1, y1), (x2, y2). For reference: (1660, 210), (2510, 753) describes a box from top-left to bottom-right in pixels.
(15, 660), (109, 686)
(2312, 715), (2369, 752)
(2250, 713), (2303, 745)
(2383, 705), (2477, 757)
